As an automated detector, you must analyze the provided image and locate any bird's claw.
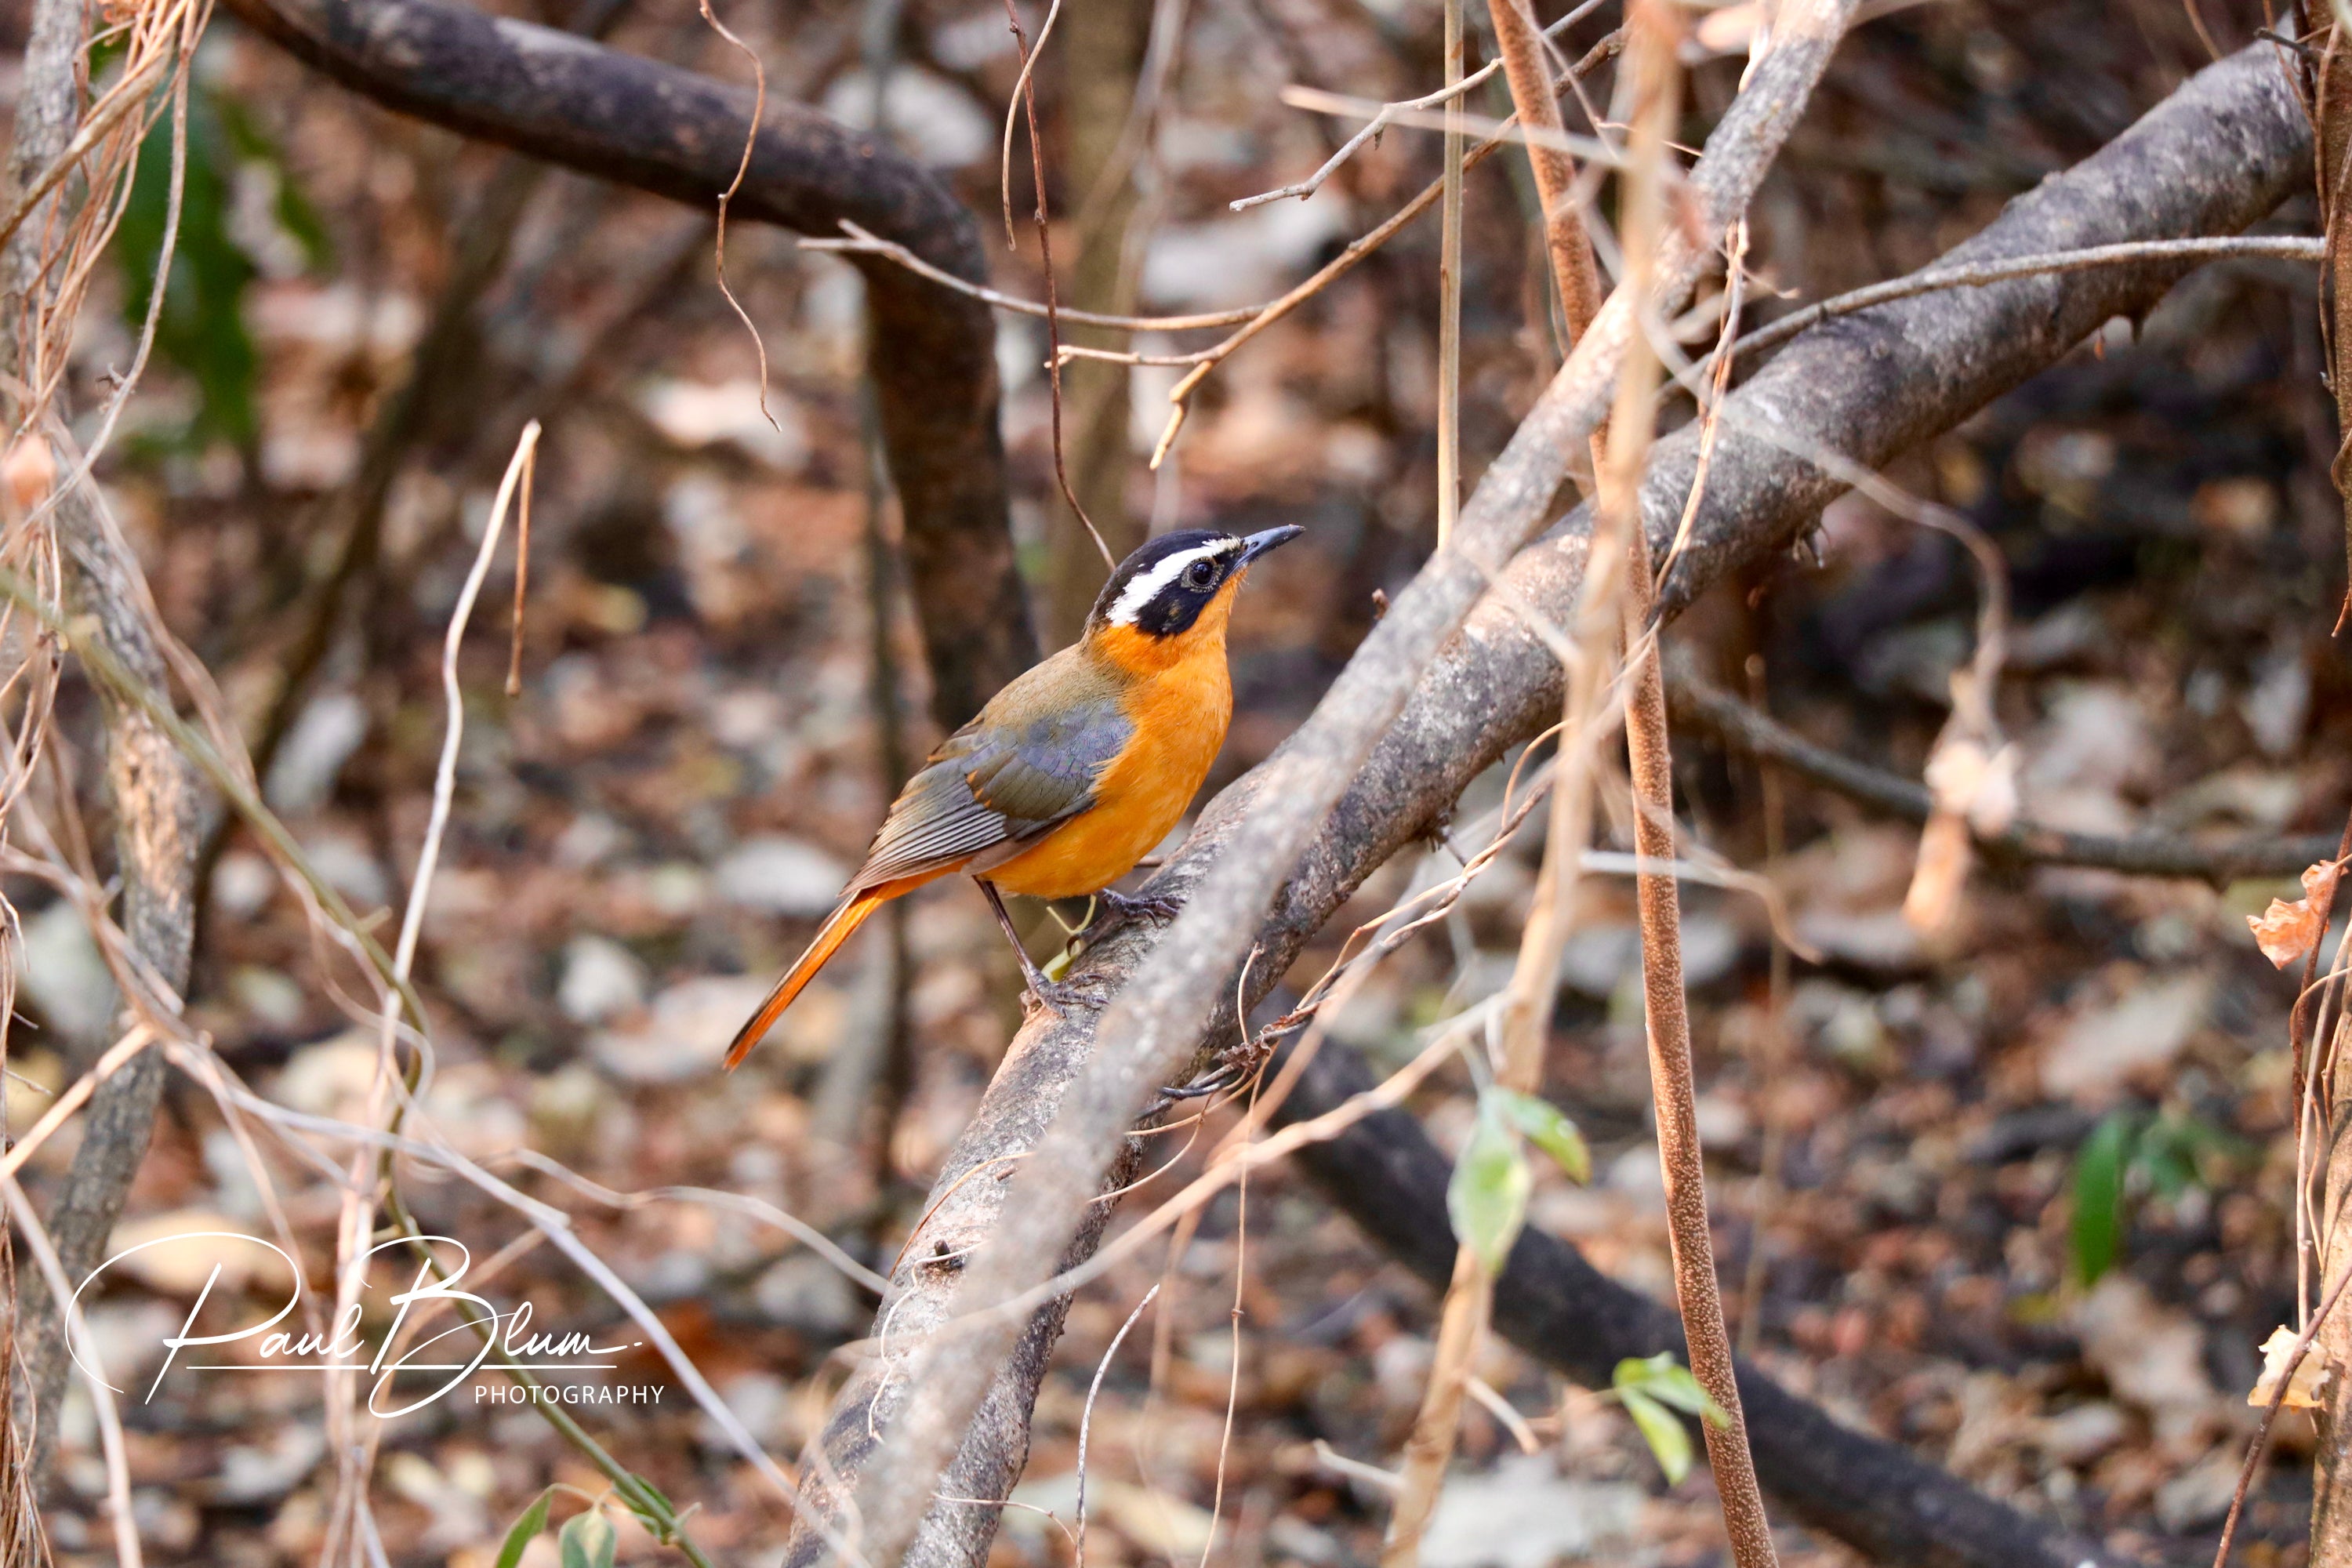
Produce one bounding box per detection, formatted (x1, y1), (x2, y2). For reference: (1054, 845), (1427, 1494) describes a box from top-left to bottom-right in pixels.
(1076, 887), (1185, 947)
(1022, 973), (1104, 1016)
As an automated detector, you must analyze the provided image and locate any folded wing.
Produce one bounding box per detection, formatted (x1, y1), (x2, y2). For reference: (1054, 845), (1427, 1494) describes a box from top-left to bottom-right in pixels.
(851, 682), (1131, 891)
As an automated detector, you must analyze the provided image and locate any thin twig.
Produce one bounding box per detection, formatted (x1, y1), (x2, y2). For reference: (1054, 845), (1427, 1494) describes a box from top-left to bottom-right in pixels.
(0, 533), (818, 1560)
(1664, 659), (2343, 881)
(693, 0), (781, 430)
(803, 220), (1262, 328)
(1612, 4), (1776, 1564)
(1001, 0), (1116, 572)
(1074, 1283), (1161, 1568)
(1732, 235), (2324, 362)
(1280, 85), (1624, 166)
(505, 441), (535, 696)
(1436, 0), (1465, 550)
(1231, 0), (1613, 210)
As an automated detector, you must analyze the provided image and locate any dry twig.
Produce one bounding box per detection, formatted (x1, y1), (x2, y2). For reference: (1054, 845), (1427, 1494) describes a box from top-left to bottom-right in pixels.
(782, 40), (2306, 1568)
(828, 1), (1860, 1554)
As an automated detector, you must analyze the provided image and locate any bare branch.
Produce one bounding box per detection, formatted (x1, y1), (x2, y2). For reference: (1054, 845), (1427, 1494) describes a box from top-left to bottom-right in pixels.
(785, 39), (2310, 1568)
(220, 0), (1037, 722)
(830, 1), (1863, 1555)
(1664, 658), (2341, 882)
(1733, 234), (2325, 362)
(1229, 0), (1611, 210)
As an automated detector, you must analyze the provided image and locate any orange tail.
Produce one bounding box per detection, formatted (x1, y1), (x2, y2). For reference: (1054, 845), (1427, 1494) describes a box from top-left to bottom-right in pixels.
(723, 889), (890, 1070)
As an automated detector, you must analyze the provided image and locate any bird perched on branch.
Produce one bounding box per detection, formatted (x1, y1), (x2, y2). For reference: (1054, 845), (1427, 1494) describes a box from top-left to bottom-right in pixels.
(724, 524), (1303, 1069)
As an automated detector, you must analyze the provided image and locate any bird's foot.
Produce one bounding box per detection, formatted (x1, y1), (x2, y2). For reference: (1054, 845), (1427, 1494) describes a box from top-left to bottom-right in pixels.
(1076, 887), (1185, 946)
(1014, 942), (1104, 1016)
(1021, 971), (1103, 1017)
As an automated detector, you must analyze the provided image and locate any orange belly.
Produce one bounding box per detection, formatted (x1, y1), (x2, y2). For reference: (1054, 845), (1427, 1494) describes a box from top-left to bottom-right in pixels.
(988, 669), (1230, 902)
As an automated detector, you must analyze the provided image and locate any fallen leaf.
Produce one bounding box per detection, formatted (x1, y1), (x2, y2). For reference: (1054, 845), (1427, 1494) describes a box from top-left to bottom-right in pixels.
(2249, 1324), (2328, 1410)
(2078, 1274), (2221, 1446)
(1923, 735), (2020, 834)
(2247, 859), (2342, 968)
(2041, 972), (2212, 1100)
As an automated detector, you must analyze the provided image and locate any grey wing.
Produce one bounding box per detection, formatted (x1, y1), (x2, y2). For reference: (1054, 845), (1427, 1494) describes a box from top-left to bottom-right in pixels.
(964, 695), (1131, 823)
(851, 695), (1131, 888)
(852, 758), (1014, 887)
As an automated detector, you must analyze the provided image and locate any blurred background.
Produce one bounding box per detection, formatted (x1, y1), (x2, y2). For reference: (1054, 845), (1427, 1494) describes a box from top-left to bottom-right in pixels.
(2, 0), (2347, 1559)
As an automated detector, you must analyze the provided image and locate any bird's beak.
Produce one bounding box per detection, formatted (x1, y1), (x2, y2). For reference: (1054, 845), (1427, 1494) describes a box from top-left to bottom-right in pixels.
(1237, 525), (1304, 566)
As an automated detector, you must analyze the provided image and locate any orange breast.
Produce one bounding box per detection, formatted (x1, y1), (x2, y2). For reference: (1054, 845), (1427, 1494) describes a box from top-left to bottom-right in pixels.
(986, 629), (1232, 902)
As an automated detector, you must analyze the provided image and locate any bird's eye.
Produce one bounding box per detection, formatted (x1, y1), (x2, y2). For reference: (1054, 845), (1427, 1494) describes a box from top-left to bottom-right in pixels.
(1184, 561), (1216, 589)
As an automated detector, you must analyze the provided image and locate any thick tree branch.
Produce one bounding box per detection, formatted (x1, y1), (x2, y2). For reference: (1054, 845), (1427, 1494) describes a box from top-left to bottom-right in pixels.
(786, 38), (2309, 1568)
(833, 2), (1864, 1554)
(0, 0), (210, 1474)
(18, 489), (209, 1465)
(218, 0), (1034, 724)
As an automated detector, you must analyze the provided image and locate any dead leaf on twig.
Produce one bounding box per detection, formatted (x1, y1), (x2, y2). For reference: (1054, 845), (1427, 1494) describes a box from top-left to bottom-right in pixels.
(1904, 721), (2016, 936)
(2249, 1325), (2328, 1410)
(1901, 811), (1971, 936)
(1690, 2), (1760, 56)
(2245, 859), (2342, 968)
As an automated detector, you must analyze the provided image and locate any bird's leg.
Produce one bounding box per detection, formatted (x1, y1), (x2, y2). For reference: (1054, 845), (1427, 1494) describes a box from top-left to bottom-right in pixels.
(979, 880), (1096, 1014)
(1075, 885), (1185, 947)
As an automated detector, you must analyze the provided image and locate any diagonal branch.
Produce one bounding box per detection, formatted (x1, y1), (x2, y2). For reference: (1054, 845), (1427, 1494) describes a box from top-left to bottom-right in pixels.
(785, 38), (2310, 1568)
(829, 0), (1863, 1555)
(0, 0), (213, 1481)
(219, 0), (1036, 724)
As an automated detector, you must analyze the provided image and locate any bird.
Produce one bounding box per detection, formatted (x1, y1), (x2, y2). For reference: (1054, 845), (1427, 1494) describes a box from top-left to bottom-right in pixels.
(722, 524), (1304, 1069)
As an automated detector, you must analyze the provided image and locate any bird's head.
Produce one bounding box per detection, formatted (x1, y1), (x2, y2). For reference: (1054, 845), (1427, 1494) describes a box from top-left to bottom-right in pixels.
(1083, 527), (1303, 652)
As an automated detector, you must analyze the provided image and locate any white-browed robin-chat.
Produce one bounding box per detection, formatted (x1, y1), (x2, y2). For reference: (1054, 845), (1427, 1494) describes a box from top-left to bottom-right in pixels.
(724, 524), (1303, 1069)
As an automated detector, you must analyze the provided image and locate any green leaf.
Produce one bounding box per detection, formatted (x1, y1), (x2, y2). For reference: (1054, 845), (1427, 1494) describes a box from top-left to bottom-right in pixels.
(1447, 1094), (1531, 1275)
(2071, 1110), (2137, 1286)
(558, 1508), (618, 1568)
(493, 1490), (554, 1568)
(1619, 1386), (1693, 1485)
(1613, 1353), (1728, 1428)
(1490, 1088), (1591, 1183)
(112, 73), (325, 454)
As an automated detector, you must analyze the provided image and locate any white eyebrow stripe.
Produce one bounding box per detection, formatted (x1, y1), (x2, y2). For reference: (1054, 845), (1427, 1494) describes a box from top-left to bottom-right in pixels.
(1106, 540), (1240, 626)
